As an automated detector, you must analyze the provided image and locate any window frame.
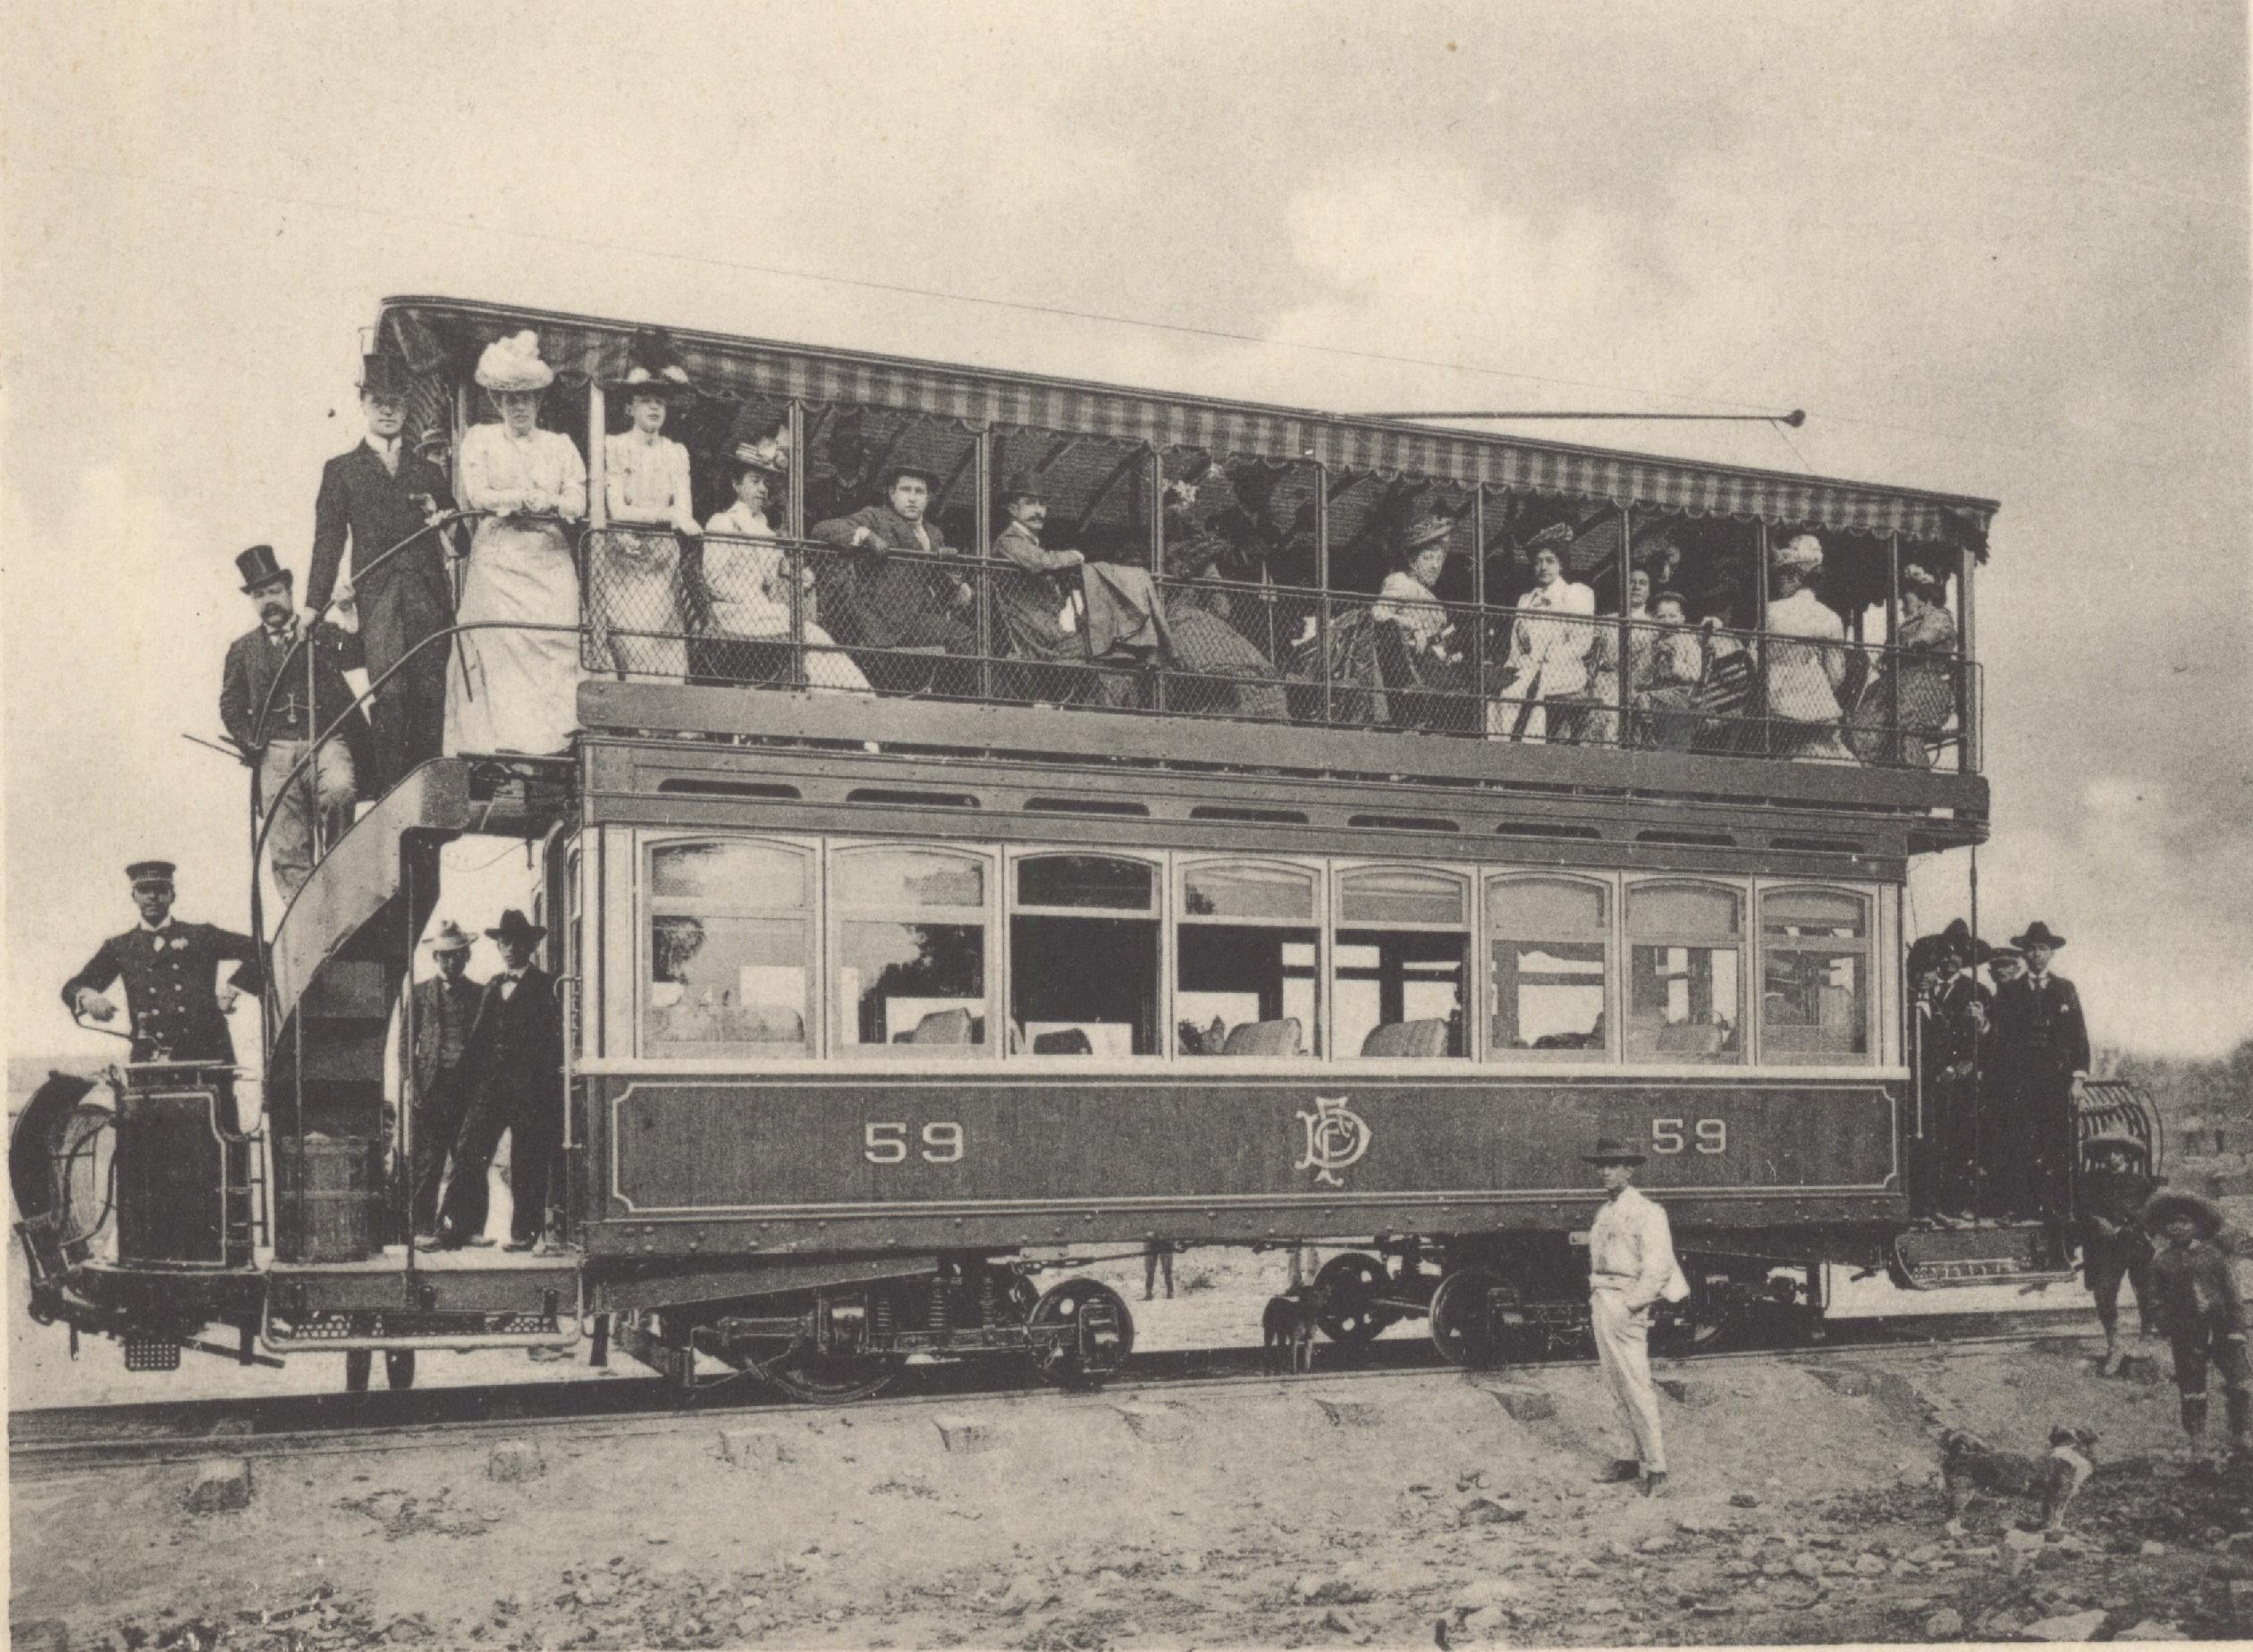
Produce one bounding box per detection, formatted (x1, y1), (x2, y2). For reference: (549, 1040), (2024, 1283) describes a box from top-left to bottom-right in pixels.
(1621, 875), (1750, 1066)
(1177, 855), (1328, 1060)
(637, 833), (821, 1061)
(1483, 870), (1616, 1064)
(1005, 847), (1168, 1060)
(827, 840), (1000, 1061)
(1754, 881), (1876, 1068)
(1330, 860), (1473, 1061)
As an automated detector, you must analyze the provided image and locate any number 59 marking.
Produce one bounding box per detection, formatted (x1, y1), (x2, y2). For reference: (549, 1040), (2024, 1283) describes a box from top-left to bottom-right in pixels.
(865, 1122), (966, 1164)
(1651, 1117), (1727, 1155)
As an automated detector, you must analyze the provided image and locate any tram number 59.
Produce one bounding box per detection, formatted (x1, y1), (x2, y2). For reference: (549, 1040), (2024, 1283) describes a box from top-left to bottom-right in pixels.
(865, 1122), (966, 1165)
(1650, 1117), (1727, 1156)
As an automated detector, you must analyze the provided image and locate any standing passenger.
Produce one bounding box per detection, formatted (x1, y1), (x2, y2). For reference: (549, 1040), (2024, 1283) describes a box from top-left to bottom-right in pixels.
(594, 351), (698, 681)
(1583, 1134), (1686, 1497)
(431, 909), (564, 1252)
(445, 332), (586, 757)
(1764, 534), (1852, 761)
(2145, 1190), (2251, 1463)
(1991, 921), (2091, 1224)
(406, 921), (484, 1243)
(306, 352), (459, 794)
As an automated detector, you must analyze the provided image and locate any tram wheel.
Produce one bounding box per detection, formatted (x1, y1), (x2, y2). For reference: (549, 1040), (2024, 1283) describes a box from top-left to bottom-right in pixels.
(343, 1349), (372, 1394)
(1026, 1278), (1135, 1389)
(384, 1350), (417, 1390)
(746, 1342), (901, 1403)
(1428, 1267), (1515, 1369)
(1313, 1253), (1397, 1344)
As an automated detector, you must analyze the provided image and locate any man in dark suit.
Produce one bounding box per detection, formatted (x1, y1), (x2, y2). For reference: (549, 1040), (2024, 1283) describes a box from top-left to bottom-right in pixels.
(812, 463), (977, 691)
(1989, 920), (2091, 1222)
(307, 353), (458, 796)
(404, 920), (483, 1242)
(430, 910), (564, 1252)
(218, 544), (370, 898)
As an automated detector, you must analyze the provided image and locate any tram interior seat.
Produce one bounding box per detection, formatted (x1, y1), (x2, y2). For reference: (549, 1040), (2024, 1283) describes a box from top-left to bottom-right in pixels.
(907, 1008), (974, 1045)
(1031, 1028), (1095, 1055)
(1220, 1017), (1303, 1058)
(1360, 1018), (1449, 1058)
(1653, 1021), (1727, 1057)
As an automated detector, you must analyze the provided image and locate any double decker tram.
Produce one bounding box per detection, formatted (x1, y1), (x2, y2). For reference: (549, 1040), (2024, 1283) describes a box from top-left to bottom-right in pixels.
(14, 295), (2089, 1398)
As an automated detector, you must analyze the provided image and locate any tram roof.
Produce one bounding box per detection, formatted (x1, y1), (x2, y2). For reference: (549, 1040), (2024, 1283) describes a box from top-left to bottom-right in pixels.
(379, 295), (1998, 555)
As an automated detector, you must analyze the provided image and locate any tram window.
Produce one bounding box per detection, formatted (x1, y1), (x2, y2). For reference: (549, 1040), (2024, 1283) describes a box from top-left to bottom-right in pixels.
(1011, 855), (1160, 1056)
(833, 847), (990, 1056)
(1624, 881), (1742, 1064)
(1336, 867), (1467, 1058)
(1488, 875), (1609, 1059)
(645, 840), (812, 1057)
(1178, 862), (1319, 1057)
(1759, 887), (1871, 1064)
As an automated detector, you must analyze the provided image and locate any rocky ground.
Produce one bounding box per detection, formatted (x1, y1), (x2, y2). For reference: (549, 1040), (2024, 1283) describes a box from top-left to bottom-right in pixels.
(13, 1249), (2251, 1649)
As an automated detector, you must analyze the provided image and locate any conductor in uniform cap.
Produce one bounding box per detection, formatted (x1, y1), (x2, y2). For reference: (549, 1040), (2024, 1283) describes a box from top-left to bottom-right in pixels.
(62, 863), (264, 1123)
(1583, 1133), (1689, 1498)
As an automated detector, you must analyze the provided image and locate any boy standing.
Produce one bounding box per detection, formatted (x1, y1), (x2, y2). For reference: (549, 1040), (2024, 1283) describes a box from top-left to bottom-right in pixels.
(2145, 1189), (2250, 1462)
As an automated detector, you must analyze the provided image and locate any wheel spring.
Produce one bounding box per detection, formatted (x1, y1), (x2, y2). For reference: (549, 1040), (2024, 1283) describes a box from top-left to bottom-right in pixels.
(873, 1293), (895, 1338)
(927, 1273), (950, 1334)
(978, 1267), (1002, 1328)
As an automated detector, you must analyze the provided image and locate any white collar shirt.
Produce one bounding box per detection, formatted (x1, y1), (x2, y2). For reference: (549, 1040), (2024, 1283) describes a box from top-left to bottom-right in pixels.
(1587, 1184), (1681, 1311)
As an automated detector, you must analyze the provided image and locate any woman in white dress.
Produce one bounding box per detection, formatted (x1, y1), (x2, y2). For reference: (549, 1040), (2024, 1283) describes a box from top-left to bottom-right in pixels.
(1495, 522), (1597, 742)
(445, 331), (587, 757)
(697, 434), (872, 695)
(595, 364), (696, 681)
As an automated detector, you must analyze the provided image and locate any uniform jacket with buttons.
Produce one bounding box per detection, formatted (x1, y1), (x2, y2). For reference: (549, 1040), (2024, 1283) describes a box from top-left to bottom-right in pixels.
(62, 921), (264, 1064)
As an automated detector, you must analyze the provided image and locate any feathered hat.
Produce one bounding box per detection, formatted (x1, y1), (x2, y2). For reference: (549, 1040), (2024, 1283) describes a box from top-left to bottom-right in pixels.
(475, 331), (554, 393)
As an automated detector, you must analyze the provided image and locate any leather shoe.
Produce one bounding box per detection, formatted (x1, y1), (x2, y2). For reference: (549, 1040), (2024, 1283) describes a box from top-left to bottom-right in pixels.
(1641, 1471), (1671, 1499)
(463, 1233), (497, 1248)
(502, 1236), (535, 1252)
(1592, 1459), (1641, 1484)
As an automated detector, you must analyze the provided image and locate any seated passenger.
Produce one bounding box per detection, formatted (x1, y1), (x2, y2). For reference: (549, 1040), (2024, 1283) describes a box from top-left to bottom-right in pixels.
(1584, 567), (1654, 747)
(1495, 523), (1596, 742)
(989, 472), (1093, 701)
(1764, 533), (1853, 762)
(594, 341), (698, 681)
(1846, 563), (1957, 766)
(1371, 516), (1469, 729)
(811, 464), (977, 684)
(445, 332), (586, 758)
(1633, 589), (1705, 749)
(698, 436), (872, 695)
(1161, 527), (1291, 721)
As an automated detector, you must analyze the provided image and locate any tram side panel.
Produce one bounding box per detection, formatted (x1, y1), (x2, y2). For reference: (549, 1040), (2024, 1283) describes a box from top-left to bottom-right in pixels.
(574, 1073), (1903, 1260)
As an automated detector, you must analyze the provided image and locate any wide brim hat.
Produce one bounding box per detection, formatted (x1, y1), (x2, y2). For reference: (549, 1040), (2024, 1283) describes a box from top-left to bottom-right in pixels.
(612, 364), (693, 402)
(1399, 516), (1455, 556)
(884, 462), (943, 492)
(425, 920), (473, 954)
(1773, 532), (1824, 572)
(475, 330), (555, 393)
(2012, 921), (2066, 951)
(2145, 1189), (2223, 1238)
(1583, 1134), (1646, 1166)
(1974, 940), (2020, 966)
(2082, 1133), (2149, 1160)
(126, 859), (177, 888)
(485, 908), (548, 947)
(236, 543), (291, 593)
(1902, 563), (1944, 594)
(358, 352), (413, 400)
(1521, 521), (1575, 560)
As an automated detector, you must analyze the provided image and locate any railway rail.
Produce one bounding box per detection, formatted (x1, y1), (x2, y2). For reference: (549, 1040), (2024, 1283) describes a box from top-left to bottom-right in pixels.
(10, 1305), (2101, 1479)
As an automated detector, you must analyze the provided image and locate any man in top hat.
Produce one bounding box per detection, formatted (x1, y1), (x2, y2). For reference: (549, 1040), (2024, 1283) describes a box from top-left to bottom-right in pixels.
(811, 462), (977, 685)
(431, 909), (564, 1252)
(218, 545), (371, 898)
(2080, 1134), (2156, 1375)
(988, 472), (1093, 700)
(405, 920), (485, 1243)
(2144, 1189), (2250, 1462)
(1583, 1133), (1688, 1497)
(1989, 921), (2090, 1222)
(307, 353), (459, 796)
(1764, 533), (1852, 761)
(62, 863), (264, 1117)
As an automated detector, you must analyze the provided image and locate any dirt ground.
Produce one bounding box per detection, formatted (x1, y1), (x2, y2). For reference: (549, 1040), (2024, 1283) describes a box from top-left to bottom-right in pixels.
(13, 1247), (2252, 1649)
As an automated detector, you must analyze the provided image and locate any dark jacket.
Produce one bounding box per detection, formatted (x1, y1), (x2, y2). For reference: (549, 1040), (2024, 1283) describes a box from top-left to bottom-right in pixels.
(219, 620), (371, 767)
(62, 921), (264, 1063)
(408, 972), (484, 1103)
(2152, 1238), (2244, 1338)
(1929, 973), (1992, 1073)
(459, 965), (563, 1117)
(308, 442), (457, 615)
(810, 504), (975, 651)
(1992, 971), (2092, 1084)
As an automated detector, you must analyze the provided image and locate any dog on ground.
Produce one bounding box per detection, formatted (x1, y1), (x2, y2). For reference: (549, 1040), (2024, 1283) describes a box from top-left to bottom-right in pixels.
(1938, 1424), (2098, 1530)
(1262, 1286), (1323, 1375)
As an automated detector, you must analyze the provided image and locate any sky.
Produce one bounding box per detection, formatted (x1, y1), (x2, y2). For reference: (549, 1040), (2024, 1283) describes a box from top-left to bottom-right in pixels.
(3, 1), (2249, 1065)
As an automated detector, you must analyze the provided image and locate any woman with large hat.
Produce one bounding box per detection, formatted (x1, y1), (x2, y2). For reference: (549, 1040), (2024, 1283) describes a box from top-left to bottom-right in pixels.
(1497, 522), (1597, 743)
(1847, 562), (1959, 766)
(445, 331), (587, 757)
(592, 329), (699, 682)
(1762, 532), (1853, 763)
(1370, 515), (1471, 730)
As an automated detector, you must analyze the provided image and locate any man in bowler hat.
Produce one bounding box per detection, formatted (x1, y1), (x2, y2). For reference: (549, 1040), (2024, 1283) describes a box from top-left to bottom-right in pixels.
(218, 544), (369, 898)
(430, 910), (564, 1252)
(1989, 921), (2090, 1221)
(1583, 1133), (1688, 1496)
(405, 920), (484, 1243)
(812, 462), (978, 691)
(307, 352), (459, 795)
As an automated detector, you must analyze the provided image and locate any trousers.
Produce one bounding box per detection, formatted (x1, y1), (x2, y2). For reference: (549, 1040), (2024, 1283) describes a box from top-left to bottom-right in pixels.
(259, 737), (358, 896)
(407, 1070), (468, 1236)
(440, 1083), (559, 1244)
(2172, 1319), (2252, 1440)
(1591, 1286), (1667, 1472)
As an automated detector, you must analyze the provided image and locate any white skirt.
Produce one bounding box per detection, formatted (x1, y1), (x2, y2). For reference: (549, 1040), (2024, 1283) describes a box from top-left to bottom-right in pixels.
(445, 518), (584, 756)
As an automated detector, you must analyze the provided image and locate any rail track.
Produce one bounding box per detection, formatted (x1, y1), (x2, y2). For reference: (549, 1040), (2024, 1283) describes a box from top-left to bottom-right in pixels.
(9, 1305), (2104, 1478)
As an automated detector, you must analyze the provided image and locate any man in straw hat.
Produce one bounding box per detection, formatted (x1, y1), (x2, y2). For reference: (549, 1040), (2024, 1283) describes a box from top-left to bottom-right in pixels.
(1763, 532), (1852, 762)
(307, 351), (459, 795)
(429, 909), (563, 1252)
(2080, 1134), (2156, 1375)
(218, 544), (368, 898)
(2144, 1188), (2251, 1462)
(405, 920), (485, 1243)
(1990, 921), (2090, 1222)
(1583, 1133), (1690, 1497)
